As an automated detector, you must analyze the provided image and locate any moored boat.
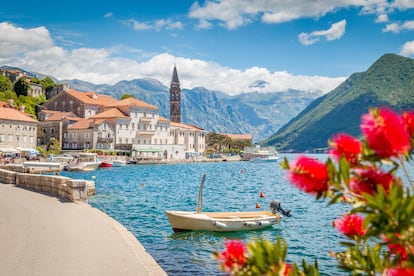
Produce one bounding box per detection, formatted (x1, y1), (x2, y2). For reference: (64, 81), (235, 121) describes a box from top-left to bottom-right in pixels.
(99, 161), (113, 168)
(64, 153), (100, 172)
(112, 159), (127, 167)
(165, 175), (291, 232)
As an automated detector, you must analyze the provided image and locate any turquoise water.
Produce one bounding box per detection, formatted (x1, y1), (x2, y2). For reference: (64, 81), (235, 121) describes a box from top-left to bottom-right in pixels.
(61, 154), (348, 275)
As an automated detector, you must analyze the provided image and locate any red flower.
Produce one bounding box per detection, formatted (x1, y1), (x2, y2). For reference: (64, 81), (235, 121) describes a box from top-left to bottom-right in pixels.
(383, 267), (414, 276)
(329, 133), (362, 164)
(283, 263), (293, 276)
(361, 108), (410, 158)
(402, 111), (414, 136)
(289, 156), (329, 194)
(350, 167), (394, 196)
(219, 240), (247, 271)
(334, 214), (367, 238)
(383, 235), (409, 262)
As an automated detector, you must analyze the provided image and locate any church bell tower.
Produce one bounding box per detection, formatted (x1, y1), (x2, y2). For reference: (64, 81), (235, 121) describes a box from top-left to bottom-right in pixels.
(169, 65), (181, 123)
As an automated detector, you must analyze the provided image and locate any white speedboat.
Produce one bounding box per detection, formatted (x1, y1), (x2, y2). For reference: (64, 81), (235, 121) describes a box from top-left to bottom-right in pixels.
(64, 153), (100, 172)
(165, 175), (291, 232)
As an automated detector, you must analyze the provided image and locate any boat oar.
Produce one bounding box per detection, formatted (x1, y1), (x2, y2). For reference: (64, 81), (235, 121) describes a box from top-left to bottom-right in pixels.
(196, 174), (206, 213)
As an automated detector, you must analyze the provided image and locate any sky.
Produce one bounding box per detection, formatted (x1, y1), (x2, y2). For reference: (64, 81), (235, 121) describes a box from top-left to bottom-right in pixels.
(0, 0), (413, 96)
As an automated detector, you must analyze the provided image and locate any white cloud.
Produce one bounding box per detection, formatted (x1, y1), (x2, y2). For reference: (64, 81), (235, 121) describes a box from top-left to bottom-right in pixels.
(0, 22), (345, 95)
(125, 18), (183, 32)
(0, 22), (53, 56)
(188, 0), (398, 29)
(298, 20), (346, 46)
(400, 40), (414, 56)
(383, 20), (414, 33)
(104, 12), (113, 19)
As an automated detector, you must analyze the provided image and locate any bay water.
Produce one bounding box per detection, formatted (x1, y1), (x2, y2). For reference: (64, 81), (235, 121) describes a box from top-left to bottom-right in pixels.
(61, 154), (349, 275)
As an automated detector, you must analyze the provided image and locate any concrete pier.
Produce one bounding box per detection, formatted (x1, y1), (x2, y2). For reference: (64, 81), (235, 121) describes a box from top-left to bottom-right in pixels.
(0, 184), (167, 276)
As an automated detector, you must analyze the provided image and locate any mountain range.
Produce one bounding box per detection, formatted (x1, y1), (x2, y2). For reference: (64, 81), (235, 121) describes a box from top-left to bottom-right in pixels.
(4, 53), (411, 150)
(62, 78), (323, 143)
(261, 53), (414, 152)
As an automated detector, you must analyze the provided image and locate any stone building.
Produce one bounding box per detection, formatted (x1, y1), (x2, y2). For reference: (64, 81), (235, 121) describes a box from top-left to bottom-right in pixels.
(42, 88), (117, 118)
(37, 110), (79, 147)
(0, 105), (38, 149)
(28, 83), (45, 97)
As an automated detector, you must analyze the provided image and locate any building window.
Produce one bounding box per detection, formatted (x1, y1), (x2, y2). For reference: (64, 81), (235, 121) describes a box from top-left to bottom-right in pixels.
(51, 128), (55, 134)
(64, 133), (68, 138)
(43, 128), (47, 133)
(84, 133), (89, 138)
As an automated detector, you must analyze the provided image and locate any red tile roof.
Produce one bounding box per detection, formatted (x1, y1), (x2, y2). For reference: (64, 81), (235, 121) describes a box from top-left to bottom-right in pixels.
(90, 108), (129, 119)
(170, 121), (204, 131)
(223, 133), (253, 140)
(105, 97), (158, 110)
(42, 110), (76, 121)
(0, 107), (37, 123)
(65, 89), (118, 106)
(67, 119), (93, 130)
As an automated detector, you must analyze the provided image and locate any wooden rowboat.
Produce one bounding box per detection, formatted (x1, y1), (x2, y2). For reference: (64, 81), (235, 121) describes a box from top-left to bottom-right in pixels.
(165, 175), (291, 232)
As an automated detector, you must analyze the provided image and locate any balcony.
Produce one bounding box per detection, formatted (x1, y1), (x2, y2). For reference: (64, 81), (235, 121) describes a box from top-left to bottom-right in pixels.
(97, 137), (114, 143)
(139, 116), (152, 123)
(136, 130), (155, 137)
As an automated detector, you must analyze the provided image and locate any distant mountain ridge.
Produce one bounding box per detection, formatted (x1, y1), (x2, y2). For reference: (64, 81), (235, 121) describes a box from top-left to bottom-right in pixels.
(62, 78), (322, 142)
(261, 53), (414, 151)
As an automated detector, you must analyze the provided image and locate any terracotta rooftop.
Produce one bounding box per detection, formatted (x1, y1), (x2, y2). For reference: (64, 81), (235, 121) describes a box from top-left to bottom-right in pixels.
(170, 121), (204, 131)
(223, 133), (253, 140)
(65, 89), (118, 106)
(0, 107), (37, 123)
(42, 110), (76, 121)
(90, 108), (129, 119)
(105, 97), (158, 110)
(158, 116), (170, 122)
(67, 119), (93, 130)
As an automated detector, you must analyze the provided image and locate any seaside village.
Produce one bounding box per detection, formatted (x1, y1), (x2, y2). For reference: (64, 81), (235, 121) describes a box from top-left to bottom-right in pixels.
(0, 66), (261, 169)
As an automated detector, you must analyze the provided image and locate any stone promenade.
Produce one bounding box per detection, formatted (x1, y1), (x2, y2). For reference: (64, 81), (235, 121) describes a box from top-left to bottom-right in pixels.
(0, 184), (167, 276)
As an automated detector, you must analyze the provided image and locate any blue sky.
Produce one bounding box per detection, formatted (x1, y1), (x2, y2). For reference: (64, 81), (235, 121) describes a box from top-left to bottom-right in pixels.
(0, 0), (413, 95)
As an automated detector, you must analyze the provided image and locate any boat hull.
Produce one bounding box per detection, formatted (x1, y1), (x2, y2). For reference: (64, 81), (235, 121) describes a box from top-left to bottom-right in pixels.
(65, 162), (100, 172)
(165, 210), (282, 232)
(99, 161), (113, 168)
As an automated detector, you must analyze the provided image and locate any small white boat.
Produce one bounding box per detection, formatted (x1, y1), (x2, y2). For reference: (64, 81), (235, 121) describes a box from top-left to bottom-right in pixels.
(165, 175), (291, 232)
(250, 153), (280, 162)
(166, 210), (282, 232)
(64, 153), (100, 172)
(112, 159), (127, 167)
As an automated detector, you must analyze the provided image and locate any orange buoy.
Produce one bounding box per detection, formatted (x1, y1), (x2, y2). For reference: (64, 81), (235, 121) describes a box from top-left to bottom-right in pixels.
(256, 202), (261, 209)
(241, 169), (244, 174)
(259, 191), (265, 198)
(141, 182), (145, 187)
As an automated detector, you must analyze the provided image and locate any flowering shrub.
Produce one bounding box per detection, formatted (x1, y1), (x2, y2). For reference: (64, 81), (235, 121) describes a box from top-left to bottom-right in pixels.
(214, 107), (414, 275)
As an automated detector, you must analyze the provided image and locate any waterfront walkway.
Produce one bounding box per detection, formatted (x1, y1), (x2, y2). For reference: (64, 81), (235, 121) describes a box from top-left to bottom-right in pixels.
(0, 184), (167, 276)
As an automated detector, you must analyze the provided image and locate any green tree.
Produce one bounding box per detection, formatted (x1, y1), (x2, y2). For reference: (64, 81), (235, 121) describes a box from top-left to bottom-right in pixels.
(121, 93), (136, 100)
(0, 75), (12, 92)
(46, 138), (61, 155)
(14, 77), (29, 96)
(40, 77), (55, 93)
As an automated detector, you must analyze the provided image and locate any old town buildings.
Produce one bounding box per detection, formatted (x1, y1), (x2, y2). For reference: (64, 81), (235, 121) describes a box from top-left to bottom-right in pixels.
(36, 66), (207, 161)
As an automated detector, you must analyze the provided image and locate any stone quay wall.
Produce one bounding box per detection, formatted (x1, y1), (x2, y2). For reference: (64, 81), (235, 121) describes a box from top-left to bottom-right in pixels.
(0, 167), (93, 202)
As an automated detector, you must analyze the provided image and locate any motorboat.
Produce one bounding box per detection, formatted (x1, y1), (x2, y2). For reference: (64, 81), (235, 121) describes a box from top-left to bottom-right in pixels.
(249, 153), (280, 162)
(242, 145), (279, 162)
(64, 153), (100, 172)
(99, 160), (113, 168)
(112, 159), (127, 167)
(165, 175), (291, 232)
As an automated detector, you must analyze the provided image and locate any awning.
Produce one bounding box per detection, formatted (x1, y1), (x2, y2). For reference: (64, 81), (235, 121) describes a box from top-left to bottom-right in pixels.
(16, 147), (40, 155)
(0, 147), (20, 154)
(133, 147), (164, 152)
